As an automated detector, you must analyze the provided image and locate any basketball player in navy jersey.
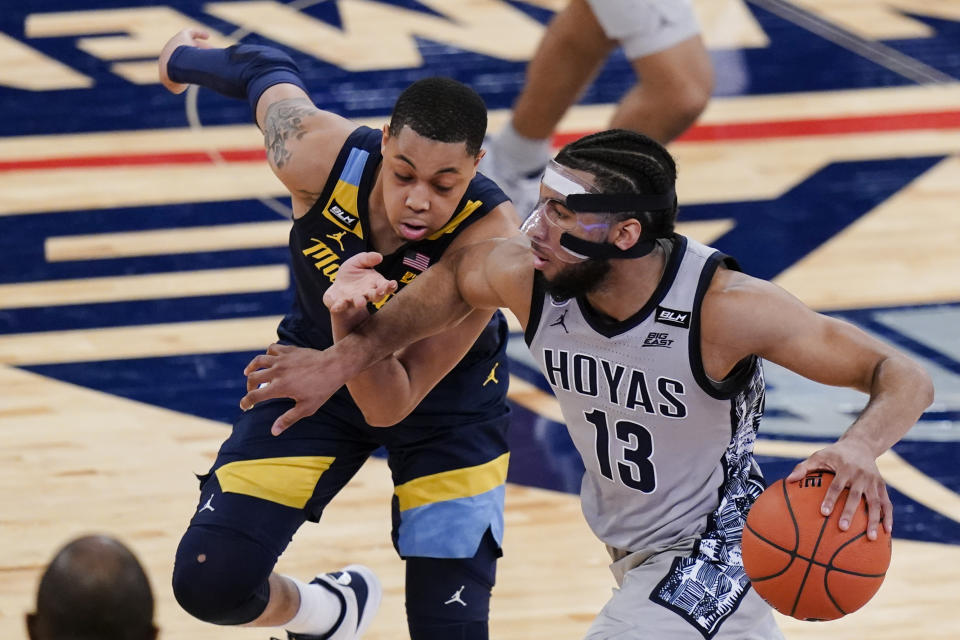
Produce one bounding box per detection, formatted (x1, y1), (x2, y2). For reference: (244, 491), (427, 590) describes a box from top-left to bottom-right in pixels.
(243, 130), (933, 638)
(158, 28), (519, 640)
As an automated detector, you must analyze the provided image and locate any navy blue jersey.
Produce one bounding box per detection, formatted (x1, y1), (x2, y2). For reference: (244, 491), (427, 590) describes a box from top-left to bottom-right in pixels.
(277, 126), (510, 425)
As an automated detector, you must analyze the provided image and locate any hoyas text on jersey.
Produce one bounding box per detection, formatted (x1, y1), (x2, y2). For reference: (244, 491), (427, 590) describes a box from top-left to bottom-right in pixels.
(542, 349), (687, 419)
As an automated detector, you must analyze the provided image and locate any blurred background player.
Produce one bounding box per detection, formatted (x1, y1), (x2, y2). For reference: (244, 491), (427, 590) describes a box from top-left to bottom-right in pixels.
(27, 535), (157, 640)
(481, 0), (713, 216)
(159, 27), (519, 640)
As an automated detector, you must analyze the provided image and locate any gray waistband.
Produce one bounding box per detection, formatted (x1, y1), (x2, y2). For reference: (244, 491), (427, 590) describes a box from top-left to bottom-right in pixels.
(605, 535), (700, 586)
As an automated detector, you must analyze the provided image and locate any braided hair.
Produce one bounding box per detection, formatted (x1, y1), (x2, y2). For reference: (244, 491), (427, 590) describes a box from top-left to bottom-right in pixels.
(554, 129), (678, 238)
(388, 77), (487, 157)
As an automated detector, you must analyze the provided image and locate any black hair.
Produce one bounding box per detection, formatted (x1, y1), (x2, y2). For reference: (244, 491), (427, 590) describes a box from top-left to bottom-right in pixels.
(33, 536), (155, 640)
(554, 129), (678, 238)
(388, 77), (487, 157)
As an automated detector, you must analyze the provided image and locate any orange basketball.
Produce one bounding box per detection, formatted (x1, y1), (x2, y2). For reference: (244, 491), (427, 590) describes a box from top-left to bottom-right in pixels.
(742, 470), (891, 621)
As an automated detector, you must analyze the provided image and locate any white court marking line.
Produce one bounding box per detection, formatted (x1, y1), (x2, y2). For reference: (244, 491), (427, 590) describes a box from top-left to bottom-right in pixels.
(44, 221), (290, 261)
(0, 265), (289, 309)
(748, 0), (956, 84)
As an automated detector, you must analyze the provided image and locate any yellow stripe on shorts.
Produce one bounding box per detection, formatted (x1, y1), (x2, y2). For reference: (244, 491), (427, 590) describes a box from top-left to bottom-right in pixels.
(395, 452), (510, 512)
(215, 456), (335, 509)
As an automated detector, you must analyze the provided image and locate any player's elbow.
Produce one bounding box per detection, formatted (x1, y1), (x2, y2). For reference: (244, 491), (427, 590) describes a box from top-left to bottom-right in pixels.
(911, 362), (935, 410)
(877, 354), (935, 412)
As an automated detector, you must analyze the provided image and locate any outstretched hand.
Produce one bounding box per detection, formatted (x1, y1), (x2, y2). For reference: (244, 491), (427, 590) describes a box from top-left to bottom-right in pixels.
(323, 252), (398, 314)
(242, 343), (344, 436)
(158, 28), (211, 94)
(785, 438), (892, 541)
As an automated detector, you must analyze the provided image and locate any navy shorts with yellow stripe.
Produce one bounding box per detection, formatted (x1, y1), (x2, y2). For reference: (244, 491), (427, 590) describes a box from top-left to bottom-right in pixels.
(191, 396), (510, 560)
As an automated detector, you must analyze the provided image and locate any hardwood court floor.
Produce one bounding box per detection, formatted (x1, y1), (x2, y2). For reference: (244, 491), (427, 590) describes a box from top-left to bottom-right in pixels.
(2, 366), (958, 639)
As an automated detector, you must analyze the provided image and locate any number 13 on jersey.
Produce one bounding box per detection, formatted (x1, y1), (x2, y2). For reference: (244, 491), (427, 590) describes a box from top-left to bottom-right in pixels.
(585, 408), (657, 492)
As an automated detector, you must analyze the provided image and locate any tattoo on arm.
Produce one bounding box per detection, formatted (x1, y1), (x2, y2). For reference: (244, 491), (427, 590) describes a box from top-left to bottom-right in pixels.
(264, 98), (316, 169)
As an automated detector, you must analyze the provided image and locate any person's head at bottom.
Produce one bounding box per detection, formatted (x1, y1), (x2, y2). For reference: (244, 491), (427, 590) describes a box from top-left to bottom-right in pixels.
(27, 534), (157, 640)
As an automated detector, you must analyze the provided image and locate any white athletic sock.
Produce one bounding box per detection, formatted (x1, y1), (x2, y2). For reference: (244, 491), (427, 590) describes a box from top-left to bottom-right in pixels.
(493, 121), (551, 175)
(283, 576), (343, 635)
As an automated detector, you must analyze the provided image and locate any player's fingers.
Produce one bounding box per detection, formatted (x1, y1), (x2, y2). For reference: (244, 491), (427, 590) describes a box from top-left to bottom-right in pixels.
(377, 280), (398, 297)
(265, 342), (291, 356)
(271, 405), (309, 436)
(820, 473), (850, 519)
(245, 368), (270, 393)
(785, 458), (817, 483)
(326, 290), (351, 311)
(835, 482), (864, 532)
(865, 481), (891, 541)
(354, 251), (383, 268)
(878, 483), (894, 536)
(322, 289), (341, 310)
(342, 252), (381, 271)
(191, 31), (211, 48)
(239, 386), (271, 411)
(864, 491), (883, 541)
(365, 285), (386, 302)
(243, 353), (274, 376)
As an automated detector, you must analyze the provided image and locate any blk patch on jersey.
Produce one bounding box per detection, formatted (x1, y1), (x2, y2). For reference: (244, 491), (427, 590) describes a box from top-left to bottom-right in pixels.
(327, 199), (359, 228)
(655, 306), (690, 328)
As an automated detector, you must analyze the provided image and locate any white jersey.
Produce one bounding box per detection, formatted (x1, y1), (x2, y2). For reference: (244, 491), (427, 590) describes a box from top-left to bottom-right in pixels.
(525, 236), (766, 557)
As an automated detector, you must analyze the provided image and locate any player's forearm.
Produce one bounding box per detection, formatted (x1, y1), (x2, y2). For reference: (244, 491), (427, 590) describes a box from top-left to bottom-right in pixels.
(331, 260), (473, 376)
(352, 307), (497, 426)
(346, 362), (418, 426)
(330, 304), (416, 425)
(330, 304), (371, 342)
(165, 44), (307, 123)
(841, 354), (934, 456)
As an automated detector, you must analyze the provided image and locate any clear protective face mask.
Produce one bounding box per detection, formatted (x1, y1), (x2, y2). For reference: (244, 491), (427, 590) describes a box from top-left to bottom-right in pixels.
(520, 161), (612, 264)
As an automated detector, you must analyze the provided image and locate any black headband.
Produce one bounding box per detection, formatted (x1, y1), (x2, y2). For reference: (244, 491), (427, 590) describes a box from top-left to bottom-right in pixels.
(565, 190), (676, 214)
(559, 234), (659, 260)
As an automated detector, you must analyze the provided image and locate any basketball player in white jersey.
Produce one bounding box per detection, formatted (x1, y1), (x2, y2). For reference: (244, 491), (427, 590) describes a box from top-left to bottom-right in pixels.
(241, 130), (933, 638)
